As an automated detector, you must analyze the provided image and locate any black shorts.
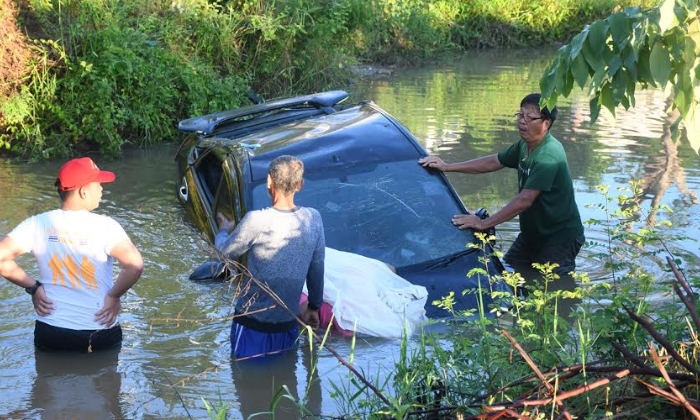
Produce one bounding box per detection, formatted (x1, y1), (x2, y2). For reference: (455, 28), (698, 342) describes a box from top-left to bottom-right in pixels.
(34, 321), (122, 352)
(504, 234), (585, 276)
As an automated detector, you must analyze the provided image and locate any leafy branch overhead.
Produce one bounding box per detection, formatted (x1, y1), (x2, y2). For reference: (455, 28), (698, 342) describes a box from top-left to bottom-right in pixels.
(540, 0), (700, 152)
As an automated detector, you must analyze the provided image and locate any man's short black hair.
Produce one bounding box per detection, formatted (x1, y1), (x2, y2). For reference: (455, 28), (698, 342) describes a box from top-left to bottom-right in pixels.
(520, 93), (558, 127)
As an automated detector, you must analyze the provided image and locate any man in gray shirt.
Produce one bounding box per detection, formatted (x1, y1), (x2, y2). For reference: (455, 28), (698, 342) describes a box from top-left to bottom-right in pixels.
(215, 155), (325, 360)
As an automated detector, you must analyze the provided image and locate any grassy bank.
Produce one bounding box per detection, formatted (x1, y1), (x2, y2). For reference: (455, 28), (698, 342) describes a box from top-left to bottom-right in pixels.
(1, 0), (658, 159)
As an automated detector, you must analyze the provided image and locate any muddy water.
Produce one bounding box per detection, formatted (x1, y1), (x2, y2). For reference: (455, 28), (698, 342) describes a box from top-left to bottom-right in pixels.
(1, 48), (698, 419)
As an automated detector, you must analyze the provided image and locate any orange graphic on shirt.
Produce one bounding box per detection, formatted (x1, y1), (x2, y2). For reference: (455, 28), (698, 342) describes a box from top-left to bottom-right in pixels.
(47, 253), (98, 290)
(80, 256), (98, 290)
(48, 254), (67, 287)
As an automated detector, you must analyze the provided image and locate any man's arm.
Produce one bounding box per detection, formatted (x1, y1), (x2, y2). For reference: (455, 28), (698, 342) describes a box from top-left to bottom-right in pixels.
(419, 154), (504, 174)
(214, 212), (257, 259)
(452, 189), (541, 231)
(302, 228), (325, 329)
(95, 239), (144, 326)
(305, 237), (325, 310)
(0, 236), (54, 316)
(0, 236), (35, 289)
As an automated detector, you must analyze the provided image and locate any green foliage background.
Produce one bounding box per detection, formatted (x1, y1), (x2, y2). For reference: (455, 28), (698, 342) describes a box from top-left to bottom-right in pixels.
(1, 0), (658, 159)
(540, 0), (700, 152)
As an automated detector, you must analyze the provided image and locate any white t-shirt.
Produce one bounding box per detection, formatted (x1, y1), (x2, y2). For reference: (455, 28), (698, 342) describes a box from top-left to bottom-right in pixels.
(9, 209), (129, 330)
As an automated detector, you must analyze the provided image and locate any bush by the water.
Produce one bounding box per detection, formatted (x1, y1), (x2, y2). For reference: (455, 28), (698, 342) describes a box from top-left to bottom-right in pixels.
(1, 0), (658, 158)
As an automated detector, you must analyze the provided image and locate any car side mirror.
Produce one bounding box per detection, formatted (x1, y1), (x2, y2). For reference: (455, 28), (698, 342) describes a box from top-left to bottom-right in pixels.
(189, 260), (230, 281)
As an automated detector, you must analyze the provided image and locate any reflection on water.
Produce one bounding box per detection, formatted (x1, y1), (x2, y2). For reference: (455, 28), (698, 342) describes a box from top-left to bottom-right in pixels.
(1, 48), (699, 418)
(231, 348), (321, 419)
(30, 348), (122, 420)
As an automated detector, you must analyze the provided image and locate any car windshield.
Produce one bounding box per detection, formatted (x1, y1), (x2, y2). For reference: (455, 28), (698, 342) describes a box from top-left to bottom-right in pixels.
(250, 159), (478, 269)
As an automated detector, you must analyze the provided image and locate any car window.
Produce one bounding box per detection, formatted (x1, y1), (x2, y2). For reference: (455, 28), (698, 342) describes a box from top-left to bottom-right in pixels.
(213, 160), (240, 229)
(194, 150), (223, 205)
(251, 159), (478, 268)
(213, 176), (234, 228)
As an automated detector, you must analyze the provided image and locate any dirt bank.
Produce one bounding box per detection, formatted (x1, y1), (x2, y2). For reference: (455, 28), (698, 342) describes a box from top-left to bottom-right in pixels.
(0, 0), (33, 100)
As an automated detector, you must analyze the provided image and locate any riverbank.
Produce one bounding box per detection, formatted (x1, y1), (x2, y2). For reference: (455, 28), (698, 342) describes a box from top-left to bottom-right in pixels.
(1, 0), (658, 159)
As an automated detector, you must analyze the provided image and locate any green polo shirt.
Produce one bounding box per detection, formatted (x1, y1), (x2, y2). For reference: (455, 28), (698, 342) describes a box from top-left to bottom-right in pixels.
(497, 132), (584, 249)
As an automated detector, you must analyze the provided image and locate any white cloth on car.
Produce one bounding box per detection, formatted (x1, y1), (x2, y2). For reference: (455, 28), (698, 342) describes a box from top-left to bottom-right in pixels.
(304, 247), (428, 338)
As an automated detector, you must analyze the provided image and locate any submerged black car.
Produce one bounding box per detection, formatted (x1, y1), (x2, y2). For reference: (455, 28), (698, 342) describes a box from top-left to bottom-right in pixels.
(176, 90), (510, 318)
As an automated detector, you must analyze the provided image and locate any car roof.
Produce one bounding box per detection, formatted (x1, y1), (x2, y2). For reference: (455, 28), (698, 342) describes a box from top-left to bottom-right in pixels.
(206, 103), (423, 183)
(179, 90), (349, 134)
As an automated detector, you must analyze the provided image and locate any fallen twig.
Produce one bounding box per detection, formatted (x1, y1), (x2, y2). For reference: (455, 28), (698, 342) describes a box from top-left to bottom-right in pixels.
(501, 330), (573, 420)
(624, 307), (700, 378)
(161, 372), (194, 420)
(667, 256), (695, 303)
(648, 342), (700, 419)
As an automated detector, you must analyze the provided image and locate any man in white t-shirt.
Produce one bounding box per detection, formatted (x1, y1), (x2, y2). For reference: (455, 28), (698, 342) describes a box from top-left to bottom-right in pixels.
(0, 157), (144, 352)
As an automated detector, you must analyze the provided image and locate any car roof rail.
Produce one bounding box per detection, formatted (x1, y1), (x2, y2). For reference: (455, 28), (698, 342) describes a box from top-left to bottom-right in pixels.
(178, 90), (349, 135)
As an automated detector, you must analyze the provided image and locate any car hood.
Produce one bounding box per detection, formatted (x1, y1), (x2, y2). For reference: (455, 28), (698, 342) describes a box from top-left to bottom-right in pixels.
(398, 249), (511, 318)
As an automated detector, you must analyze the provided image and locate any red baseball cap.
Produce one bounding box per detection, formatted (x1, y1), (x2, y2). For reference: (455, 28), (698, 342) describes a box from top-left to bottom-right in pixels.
(56, 157), (116, 191)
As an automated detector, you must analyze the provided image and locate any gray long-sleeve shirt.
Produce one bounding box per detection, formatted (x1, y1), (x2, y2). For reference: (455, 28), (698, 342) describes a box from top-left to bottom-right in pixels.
(215, 206), (325, 331)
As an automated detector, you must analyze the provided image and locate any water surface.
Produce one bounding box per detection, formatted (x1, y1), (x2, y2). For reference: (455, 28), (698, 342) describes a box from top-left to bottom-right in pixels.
(0, 48), (698, 419)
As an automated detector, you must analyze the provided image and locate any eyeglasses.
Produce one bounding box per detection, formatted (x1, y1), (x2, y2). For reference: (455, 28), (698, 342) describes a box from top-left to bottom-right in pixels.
(514, 113), (545, 123)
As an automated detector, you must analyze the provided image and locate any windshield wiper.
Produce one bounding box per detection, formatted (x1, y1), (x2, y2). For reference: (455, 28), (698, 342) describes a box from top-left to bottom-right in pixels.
(424, 248), (479, 270)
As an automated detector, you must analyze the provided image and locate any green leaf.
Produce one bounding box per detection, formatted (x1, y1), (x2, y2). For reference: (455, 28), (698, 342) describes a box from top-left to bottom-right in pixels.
(684, 101), (700, 153)
(666, 28), (688, 61)
(582, 37), (605, 72)
(623, 45), (637, 70)
(683, 35), (697, 64)
(540, 62), (558, 98)
(608, 56), (623, 76)
(637, 46), (655, 85)
(590, 66), (608, 93)
(563, 69), (574, 96)
(571, 54), (589, 89)
(588, 20), (609, 56)
(689, 19), (700, 55)
(569, 30), (588, 60)
(657, 0), (678, 34)
(600, 84), (617, 118)
(612, 70), (629, 109)
(626, 71), (637, 107)
(589, 96), (602, 123)
(555, 58), (568, 94)
(649, 41), (672, 87)
(630, 19), (647, 57)
(673, 69), (694, 116)
(607, 12), (631, 49)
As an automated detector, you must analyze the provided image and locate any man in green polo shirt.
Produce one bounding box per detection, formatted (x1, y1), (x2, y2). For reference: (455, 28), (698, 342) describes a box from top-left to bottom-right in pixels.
(418, 93), (584, 276)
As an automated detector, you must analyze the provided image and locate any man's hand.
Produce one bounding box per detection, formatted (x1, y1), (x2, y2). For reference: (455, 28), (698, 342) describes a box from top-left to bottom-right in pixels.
(452, 214), (484, 230)
(95, 295), (121, 327)
(301, 306), (320, 330)
(32, 286), (55, 316)
(216, 212), (235, 232)
(418, 156), (448, 171)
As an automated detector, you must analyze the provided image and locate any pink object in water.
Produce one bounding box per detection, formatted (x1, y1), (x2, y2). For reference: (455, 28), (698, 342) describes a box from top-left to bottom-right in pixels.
(299, 294), (353, 337)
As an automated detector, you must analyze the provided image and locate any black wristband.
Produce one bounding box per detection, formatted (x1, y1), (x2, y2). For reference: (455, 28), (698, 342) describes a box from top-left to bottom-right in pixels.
(25, 280), (43, 296)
